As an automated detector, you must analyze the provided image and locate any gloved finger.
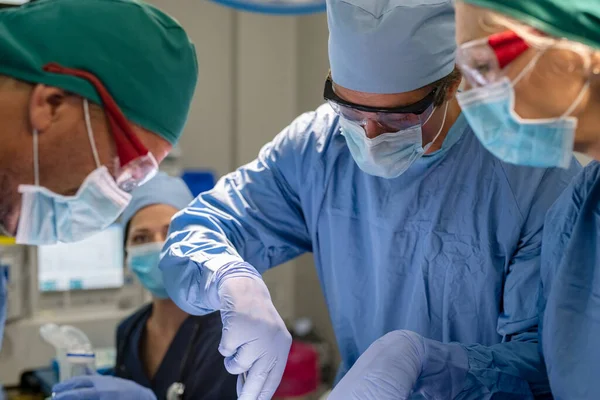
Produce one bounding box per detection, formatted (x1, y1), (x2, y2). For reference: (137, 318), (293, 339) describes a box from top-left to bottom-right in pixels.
(256, 359), (286, 400)
(52, 377), (95, 393)
(52, 388), (99, 400)
(223, 342), (254, 375)
(218, 325), (245, 358)
(236, 374), (244, 397)
(238, 358), (277, 400)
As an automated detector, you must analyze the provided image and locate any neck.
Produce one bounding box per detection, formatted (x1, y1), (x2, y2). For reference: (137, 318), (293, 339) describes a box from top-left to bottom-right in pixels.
(147, 298), (189, 335)
(423, 97), (461, 155)
(587, 141), (600, 162)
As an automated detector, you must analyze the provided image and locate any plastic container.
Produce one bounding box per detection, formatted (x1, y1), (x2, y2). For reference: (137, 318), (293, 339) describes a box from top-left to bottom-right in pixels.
(62, 349), (96, 380)
(274, 340), (320, 400)
(39, 323), (94, 381)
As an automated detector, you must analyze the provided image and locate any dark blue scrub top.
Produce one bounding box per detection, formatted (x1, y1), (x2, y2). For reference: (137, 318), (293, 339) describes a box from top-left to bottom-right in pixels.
(115, 304), (237, 400)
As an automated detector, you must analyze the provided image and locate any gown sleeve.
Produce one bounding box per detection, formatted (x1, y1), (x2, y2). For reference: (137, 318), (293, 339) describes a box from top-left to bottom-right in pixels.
(159, 107), (335, 315)
(539, 162), (600, 399)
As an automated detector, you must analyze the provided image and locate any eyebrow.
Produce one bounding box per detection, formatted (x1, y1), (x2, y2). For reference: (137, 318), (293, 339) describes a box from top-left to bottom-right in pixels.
(130, 227), (151, 235)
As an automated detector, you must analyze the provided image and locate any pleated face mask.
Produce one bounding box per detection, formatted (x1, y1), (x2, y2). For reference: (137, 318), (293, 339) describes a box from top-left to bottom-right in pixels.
(127, 242), (169, 299)
(457, 31), (591, 169)
(16, 99), (132, 245)
(340, 102), (449, 179)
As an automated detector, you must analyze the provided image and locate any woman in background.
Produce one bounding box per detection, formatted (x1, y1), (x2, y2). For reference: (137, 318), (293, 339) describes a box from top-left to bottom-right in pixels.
(53, 173), (237, 400)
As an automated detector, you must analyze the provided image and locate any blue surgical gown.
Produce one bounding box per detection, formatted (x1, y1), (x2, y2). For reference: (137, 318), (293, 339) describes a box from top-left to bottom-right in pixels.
(115, 304), (237, 399)
(161, 105), (580, 398)
(539, 161), (600, 399)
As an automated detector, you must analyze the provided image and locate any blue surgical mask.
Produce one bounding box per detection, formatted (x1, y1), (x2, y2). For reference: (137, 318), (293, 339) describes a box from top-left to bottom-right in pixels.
(15, 99), (132, 245)
(126, 242), (169, 299)
(340, 102), (448, 179)
(456, 51), (590, 169)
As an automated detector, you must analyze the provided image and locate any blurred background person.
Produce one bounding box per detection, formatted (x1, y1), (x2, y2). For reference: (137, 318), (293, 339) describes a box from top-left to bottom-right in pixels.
(52, 173), (237, 399)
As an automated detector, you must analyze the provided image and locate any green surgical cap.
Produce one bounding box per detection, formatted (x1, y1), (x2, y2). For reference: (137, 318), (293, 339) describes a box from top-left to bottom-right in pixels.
(463, 0), (600, 50)
(0, 0), (198, 145)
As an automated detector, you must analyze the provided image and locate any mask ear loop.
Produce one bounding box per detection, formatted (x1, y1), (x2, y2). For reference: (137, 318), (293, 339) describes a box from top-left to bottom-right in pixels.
(32, 129), (40, 187)
(560, 49), (593, 119)
(83, 99), (102, 169)
(424, 101), (449, 150)
(511, 48), (546, 87)
(421, 105), (438, 127)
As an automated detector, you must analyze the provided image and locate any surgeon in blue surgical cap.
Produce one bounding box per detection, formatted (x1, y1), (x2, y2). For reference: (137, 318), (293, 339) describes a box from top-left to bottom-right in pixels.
(159, 1), (580, 399)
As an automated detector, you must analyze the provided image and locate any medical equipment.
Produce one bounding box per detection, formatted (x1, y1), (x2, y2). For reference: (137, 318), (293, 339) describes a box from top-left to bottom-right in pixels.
(39, 323), (96, 381)
(62, 350), (96, 380)
(0, 225), (147, 386)
(37, 225), (124, 292)
(209, 0), (325, 15)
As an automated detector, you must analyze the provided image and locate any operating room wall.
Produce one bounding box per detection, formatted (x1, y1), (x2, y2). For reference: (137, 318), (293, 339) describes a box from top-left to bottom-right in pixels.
(147, 0), (339, 367)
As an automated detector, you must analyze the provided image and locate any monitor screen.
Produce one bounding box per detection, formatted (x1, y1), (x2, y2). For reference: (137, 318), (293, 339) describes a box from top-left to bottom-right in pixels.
(38, 225), (124, 292)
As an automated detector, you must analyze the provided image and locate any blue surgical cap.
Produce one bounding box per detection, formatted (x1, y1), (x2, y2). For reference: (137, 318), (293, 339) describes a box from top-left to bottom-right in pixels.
(121, 172), (194, 229)
(327, 0), (456, 94)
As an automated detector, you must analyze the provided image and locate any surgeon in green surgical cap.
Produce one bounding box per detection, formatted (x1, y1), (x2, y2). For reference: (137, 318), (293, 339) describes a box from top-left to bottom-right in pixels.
(0, 0), (197, 398)
(455, 1), (600, 398)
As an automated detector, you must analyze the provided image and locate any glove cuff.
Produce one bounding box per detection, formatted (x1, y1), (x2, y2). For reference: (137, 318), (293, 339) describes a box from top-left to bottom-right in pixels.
(202, 261), (262, 309)
(215, 261), (262, 283)
(415, 338), (470, 399)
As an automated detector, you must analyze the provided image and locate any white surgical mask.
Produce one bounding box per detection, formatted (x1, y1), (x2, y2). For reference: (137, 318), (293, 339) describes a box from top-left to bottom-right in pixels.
(16, 99), (132, 245)
(340, 101), (449, 178)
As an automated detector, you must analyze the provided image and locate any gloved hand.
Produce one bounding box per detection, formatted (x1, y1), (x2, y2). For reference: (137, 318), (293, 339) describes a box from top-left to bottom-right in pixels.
(213, 262), (292, 400)
(51, 375), (157, 400)
(329, 330), (469, 400)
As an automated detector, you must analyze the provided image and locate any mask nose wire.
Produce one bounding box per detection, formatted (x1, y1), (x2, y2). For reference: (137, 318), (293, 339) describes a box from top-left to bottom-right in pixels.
(83, 99), (102, 169)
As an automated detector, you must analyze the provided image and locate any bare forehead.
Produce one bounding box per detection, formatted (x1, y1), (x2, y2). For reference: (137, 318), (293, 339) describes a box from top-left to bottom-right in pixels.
(456, 2), (505, 45)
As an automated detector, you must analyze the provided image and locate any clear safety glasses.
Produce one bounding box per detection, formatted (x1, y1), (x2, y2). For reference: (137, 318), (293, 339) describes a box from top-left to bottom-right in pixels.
(43, 63), (158, 192)
(323, 76), (437, 132)
(457, 30), (594, 89)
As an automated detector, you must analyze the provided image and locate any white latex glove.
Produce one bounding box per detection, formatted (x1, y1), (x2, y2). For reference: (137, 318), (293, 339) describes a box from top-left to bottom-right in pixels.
(216, 262), (292, 400)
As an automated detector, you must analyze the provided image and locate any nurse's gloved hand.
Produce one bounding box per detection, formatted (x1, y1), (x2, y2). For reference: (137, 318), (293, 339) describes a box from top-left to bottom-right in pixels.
(329, 330), (469, 400)
(214, 262), (292, 400)
(51, 375), (156, 400)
